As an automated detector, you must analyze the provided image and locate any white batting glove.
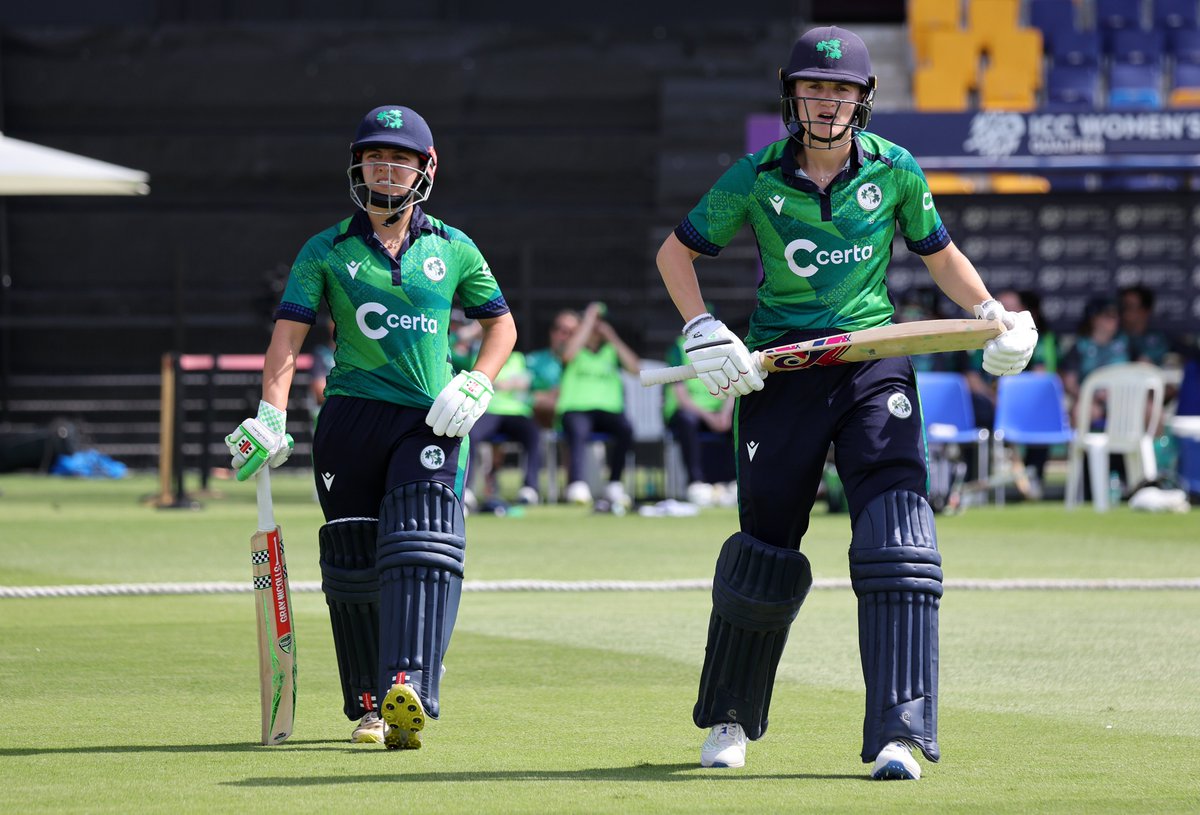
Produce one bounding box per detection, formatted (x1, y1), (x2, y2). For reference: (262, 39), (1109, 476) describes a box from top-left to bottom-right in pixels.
(225, 400), (294, 482)
(974, 299), (1038, 376)
(682, 313), (766, 399)
(426, 370), (494, 437)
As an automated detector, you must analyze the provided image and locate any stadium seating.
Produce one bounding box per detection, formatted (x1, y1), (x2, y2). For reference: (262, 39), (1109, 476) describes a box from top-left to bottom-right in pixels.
(1095, 0), (1144, 49)
(1046, 64), (1101, 109)
(1110, 28), (1166, 66)
(1109, 62), (1164, 107)
(913, 64), (972, 111)
(968, 0), (1023, 56)
(983, 26), (1045, 91)
(917, 371), (990, 488)
(909, 0), (962, 67)
(1049, 27), (1104, 68)
(1155, 0), (1199, 32)
(1028, 0), (1079, 52)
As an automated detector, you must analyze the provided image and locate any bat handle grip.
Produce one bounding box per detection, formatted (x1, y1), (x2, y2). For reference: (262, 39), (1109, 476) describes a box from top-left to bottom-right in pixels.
(640, 363), (696, 386)
(256, 468), (275, 532)
(639, 351), (768, 387)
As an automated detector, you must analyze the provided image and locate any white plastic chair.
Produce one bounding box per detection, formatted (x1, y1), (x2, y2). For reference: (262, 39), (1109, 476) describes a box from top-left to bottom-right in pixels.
(1065, 363), (1166, 512)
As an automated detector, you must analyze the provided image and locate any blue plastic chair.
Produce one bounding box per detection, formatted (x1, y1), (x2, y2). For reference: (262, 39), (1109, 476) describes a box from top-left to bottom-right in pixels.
(1029, 0), (1078, 52)
(1046, 65), (1101, 109)
(917, 371), (990, 492)
(1156, 0), (1199, 33)
(1173, 360), (1200, 496)
(992, 373), (1075, 505)
(1051, 28), (1104, 67)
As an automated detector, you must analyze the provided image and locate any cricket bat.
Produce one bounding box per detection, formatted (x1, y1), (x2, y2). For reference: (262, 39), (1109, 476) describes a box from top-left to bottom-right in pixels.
(641, 318), (1005, 386)
(251, 468), (296, 745)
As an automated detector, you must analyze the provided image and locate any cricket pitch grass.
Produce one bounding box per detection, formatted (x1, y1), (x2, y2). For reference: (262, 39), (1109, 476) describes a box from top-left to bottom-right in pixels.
(2, 472), (1198, 813)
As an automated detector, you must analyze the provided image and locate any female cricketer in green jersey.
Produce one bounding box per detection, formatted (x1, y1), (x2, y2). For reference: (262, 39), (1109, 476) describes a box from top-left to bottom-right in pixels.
(655, 27), (1038, 779)
(226, 105), (517, 749)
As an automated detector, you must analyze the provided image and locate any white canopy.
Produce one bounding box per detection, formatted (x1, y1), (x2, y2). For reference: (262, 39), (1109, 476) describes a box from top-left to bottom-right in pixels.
(0, 131), (150, 196)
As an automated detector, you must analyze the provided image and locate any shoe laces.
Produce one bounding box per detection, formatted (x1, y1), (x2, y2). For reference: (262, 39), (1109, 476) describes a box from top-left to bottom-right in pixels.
(711, 723), (744, 746)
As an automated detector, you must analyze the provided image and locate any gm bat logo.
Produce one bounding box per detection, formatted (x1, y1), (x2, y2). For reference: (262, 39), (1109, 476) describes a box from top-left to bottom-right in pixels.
(771, 334), (851, 369)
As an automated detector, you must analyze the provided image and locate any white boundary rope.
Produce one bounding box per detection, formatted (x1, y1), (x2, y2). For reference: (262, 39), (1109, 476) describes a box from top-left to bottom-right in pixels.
(2, 577), (1199, 599)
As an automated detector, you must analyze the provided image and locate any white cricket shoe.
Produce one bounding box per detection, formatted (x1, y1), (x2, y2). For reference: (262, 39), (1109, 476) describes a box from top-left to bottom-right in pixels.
(565, 481), (592, 505)
(516, 485), (540, 505)
(604, 481), (631, 508)
(700, 722), (747, 768)
(871, 739), (921, 780)
(350, 711), (385, 744)
(686, 481), (714, 507)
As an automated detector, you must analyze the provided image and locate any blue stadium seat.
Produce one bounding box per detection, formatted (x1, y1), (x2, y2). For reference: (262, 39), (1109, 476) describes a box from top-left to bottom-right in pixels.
(1046, 64), (1101, 108)
(1173, 60), (1200, 89)
(1154, 0), (1199, 32)
(1109, 62), (1163, 107)
(1168, 26), (1200, 63)
(1110, 28), (1165, 66)
(1050, 28), (1103, 67)
(1028, 0), (1078, 52)
(992, 372), (1074, 506)
(1095, 0), (1144, 34)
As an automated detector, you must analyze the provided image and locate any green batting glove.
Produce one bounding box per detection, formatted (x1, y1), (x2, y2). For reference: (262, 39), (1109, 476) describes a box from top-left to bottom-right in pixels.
(224, 401), (294, 481)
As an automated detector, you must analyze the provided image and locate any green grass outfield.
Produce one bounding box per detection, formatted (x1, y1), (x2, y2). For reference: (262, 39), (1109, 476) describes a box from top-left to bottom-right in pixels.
(1, 472), (1198, 814)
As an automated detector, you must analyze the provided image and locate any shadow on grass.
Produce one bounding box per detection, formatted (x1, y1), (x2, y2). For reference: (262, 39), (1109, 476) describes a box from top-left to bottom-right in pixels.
(223, 762), (862, 785)
(0, 739), (347, 756)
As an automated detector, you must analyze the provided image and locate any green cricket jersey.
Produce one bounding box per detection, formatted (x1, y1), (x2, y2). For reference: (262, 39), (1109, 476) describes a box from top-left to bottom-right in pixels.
(675, 134), (949, 349)
(277, 207), (508, 409)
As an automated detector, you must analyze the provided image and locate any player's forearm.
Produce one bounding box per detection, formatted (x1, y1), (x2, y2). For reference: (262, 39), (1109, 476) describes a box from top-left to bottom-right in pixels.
(923, 242), (991, 314)
(472, 313), (517, 381)
(657, 233), (706, 324)
(262, 320), (310, 410)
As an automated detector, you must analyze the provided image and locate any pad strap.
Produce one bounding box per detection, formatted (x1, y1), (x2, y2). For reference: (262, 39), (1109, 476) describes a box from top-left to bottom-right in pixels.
(850, 490), (942, 763)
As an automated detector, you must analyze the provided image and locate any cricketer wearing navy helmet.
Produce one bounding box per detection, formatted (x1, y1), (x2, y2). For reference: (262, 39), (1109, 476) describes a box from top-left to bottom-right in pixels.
(226, 104), (517, 750)
(655, 25), (1039, 779)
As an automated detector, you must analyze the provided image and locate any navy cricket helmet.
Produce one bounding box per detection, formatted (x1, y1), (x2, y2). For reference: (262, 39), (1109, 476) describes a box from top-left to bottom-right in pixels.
(779, 26), (877, 149)
(347, 105), (438, 219)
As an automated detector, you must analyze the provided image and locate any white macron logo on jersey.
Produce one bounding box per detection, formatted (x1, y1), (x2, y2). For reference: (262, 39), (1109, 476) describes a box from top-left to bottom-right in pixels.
(769, 194), (785, 215)
(746, 441), (759, 461)
(346, 260), (362, 279)
(321, 472), (335, 491)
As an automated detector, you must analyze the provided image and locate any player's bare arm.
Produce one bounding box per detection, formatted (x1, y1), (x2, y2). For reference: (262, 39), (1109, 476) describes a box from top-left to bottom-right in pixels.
(920, 241), (992, 314)
(656, 233), (706, 323)
(471, 312), (517, 381)
(262, 318), (311, 410)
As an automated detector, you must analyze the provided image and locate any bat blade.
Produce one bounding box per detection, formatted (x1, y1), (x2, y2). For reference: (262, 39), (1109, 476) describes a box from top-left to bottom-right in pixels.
(252, 473), (295, 745)
(640, 318), (1004, 386)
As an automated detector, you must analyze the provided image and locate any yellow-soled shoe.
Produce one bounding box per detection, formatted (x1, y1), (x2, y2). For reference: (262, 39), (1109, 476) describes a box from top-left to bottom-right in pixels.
(381, 683), (426, 750)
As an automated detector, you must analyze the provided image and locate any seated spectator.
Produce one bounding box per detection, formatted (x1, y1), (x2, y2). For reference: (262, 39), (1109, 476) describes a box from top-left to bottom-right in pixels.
(1119, 284), (1172, 366)
(1061, 295), (1131, 428)
(557, 302), (641, 507)
(467, 349), (543, 506)
(664, 329), (736, 506)
(526, 309), (580, 430)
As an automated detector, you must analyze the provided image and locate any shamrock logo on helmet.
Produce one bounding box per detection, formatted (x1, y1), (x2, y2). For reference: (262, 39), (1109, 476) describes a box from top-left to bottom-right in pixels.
(376, 109), (405, 129)
(816, 38), (842, 59)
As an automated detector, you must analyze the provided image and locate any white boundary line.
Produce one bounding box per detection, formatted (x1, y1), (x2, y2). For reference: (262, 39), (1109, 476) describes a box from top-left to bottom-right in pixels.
(1, 577), (1199, 599)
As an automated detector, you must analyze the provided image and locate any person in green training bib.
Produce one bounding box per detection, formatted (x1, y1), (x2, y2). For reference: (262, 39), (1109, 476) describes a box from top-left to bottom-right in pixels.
(225, 105), (516, 750)
(557, 301), (642, 507)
